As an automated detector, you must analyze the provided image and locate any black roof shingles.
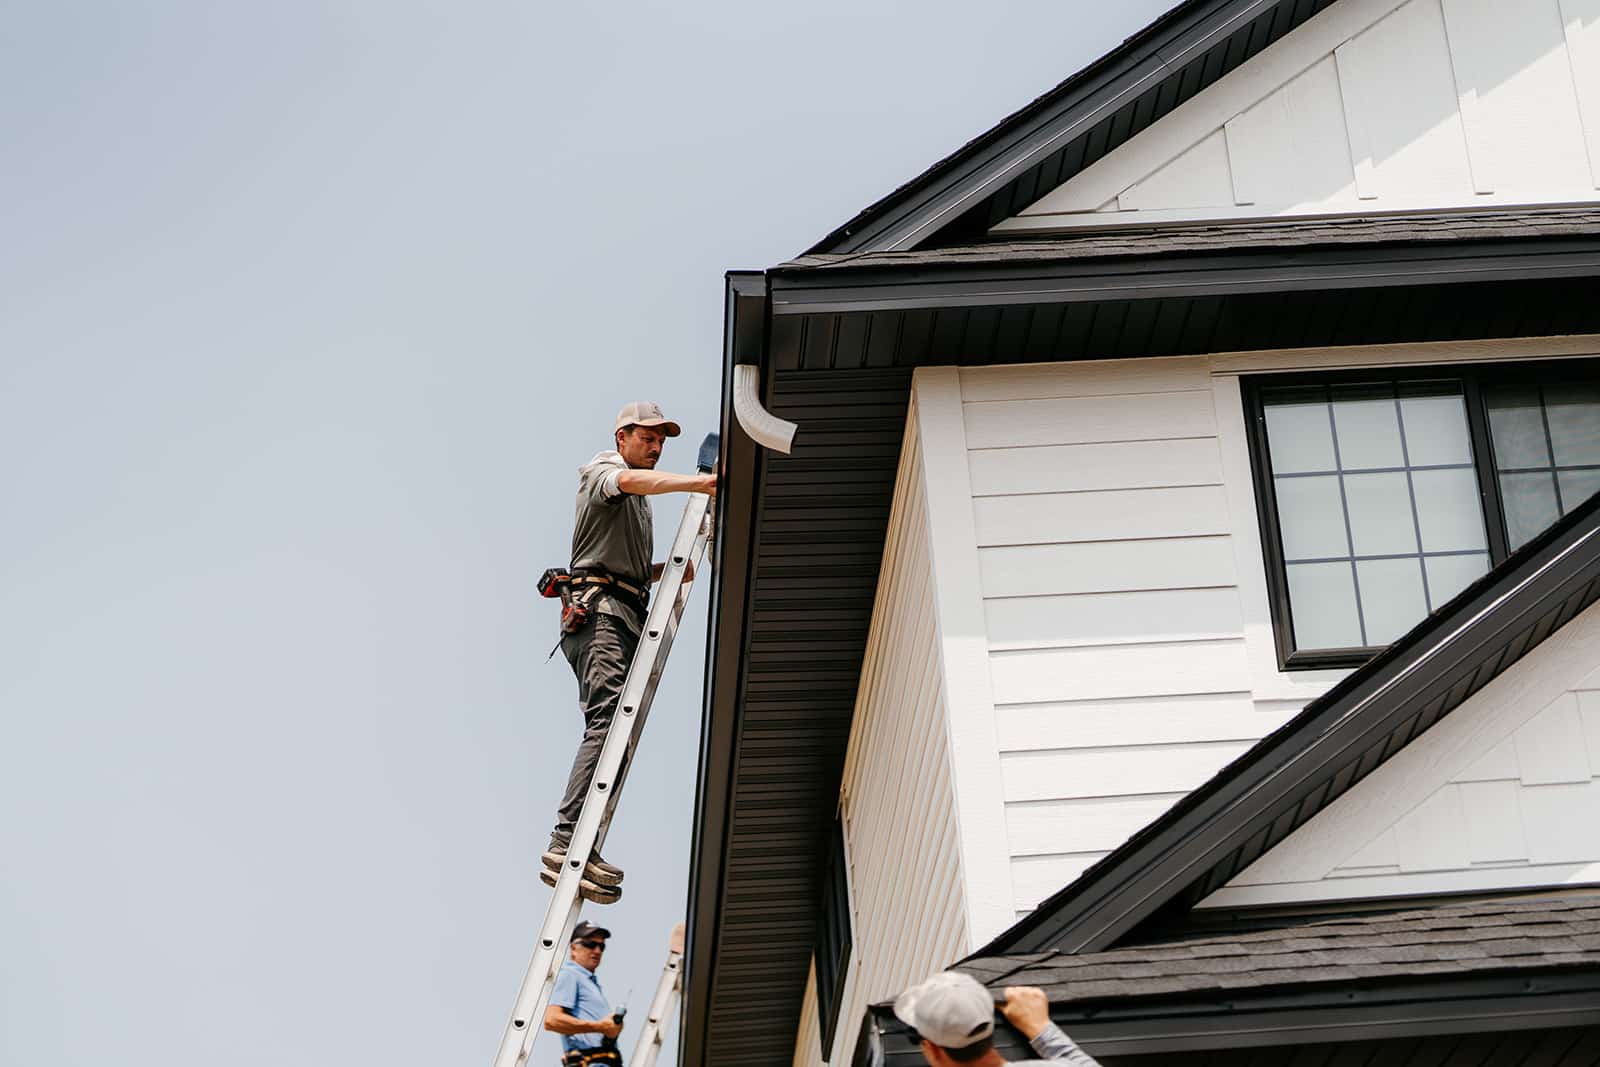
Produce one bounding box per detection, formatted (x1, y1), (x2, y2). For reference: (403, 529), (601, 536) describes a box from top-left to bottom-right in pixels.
(784, 206), (1600, 272)
(953, 896), (1600, 1006)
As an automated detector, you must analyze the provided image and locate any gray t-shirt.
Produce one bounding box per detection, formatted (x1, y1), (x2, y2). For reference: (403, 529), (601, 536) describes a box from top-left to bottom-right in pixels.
(570, 450), (653, 634)
(1015, 1022), (1102, 1065)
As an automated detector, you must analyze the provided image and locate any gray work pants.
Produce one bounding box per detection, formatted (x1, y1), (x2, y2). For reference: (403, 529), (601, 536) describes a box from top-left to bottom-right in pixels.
(554, 612), (640, 832)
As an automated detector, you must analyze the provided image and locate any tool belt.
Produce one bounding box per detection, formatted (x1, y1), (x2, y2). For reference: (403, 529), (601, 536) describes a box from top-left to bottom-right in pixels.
(561, 1047), (622, 1067)
(539, 568), (649, 634)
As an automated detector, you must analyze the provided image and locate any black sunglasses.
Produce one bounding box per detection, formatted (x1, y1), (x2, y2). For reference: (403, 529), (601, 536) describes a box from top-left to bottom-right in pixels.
(577, 939), (608, 950)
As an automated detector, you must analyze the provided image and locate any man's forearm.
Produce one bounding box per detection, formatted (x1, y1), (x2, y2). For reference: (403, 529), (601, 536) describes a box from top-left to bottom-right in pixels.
(615, 469), (712, 496)
(543, 1009), (601, 1036)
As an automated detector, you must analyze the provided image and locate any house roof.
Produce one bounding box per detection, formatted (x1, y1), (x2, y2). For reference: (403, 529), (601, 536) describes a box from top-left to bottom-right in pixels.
(786, 206), (1600, 273)
(958, 894), (1600, 1005)
(862, 895), (1600, 1064)
(810, 0), (1344, 254)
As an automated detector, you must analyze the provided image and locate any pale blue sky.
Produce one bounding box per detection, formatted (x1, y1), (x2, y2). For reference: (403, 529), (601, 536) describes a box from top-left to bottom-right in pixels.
(0, 3), (1173, 1064)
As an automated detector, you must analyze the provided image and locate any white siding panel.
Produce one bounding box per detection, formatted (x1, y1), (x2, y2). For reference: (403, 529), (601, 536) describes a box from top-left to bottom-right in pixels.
(1441, 0), (1593, 194)
(1393, 785), (1470, 872)
(820, 416), (971, 1065)
(1513, 692), (1591, 784)
(974, 486), (1231, 547)
(1460, 779), (1527, 862)
(985, 587), (1242, 649)
(968, 438), (1223, 496)
(989, 638), (1250, 705)
(1011, 853), (1107, 911)
(959, 357), (1210, 401)
(1006, 794), (1184, 856)
(963, 390), (1216, 449)
(979, 537), (1236, 598)
(1562, 0), (1600, 186)
(1000, 741), (1255, 803)
(993, 693), (1276, 751)
(1523, 781), (1600, 863)
(1225, 55), (1357, 208)
(1118, 129), (1236, 210)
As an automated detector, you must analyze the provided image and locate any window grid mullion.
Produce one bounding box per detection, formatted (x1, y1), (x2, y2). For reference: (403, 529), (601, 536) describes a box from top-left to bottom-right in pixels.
(1393, 386), (1435, 613)
(1324, 389), (1370, 647)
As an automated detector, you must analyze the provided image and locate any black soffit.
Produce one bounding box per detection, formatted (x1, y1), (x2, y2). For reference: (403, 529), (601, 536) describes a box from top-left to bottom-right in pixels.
(980, 491), (1600, 959)
(811, 0), (1343, 254)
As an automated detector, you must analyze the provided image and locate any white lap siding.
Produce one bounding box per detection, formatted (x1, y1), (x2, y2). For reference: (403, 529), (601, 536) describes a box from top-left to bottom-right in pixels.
(960, 357), (1284, 914)
(791, 409), (969, 1067)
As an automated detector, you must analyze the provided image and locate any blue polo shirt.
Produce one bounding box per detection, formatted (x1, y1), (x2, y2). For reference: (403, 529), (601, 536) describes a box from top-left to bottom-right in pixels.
(550, 959), (610, 1053)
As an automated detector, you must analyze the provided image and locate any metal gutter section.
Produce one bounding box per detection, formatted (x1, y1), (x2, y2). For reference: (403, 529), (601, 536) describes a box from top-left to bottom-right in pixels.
(982, 493), (1600, 958)
(681, 272), (766, 1067)
(770, 240), (1600, 314)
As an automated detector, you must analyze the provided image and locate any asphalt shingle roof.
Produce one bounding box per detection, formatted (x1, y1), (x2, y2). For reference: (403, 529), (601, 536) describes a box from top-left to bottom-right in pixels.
(952, 895), (1600, 1005)
(782, 206), (1600, 272)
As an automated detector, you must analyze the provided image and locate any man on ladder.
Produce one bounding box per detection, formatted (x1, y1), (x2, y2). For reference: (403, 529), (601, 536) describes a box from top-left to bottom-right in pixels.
(542, 402), (716, 904)
(544, 921), (625, 1066)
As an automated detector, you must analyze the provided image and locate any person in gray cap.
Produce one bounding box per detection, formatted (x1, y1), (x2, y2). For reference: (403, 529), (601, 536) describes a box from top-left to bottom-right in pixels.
(541, 402), (716, 904)
(894, 971), (1101, 1066)
(544, 921), (625, 1066)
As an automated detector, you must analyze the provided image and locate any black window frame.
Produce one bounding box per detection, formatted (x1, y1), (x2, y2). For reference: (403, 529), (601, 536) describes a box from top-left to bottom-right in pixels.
(813, 814), (854, 1057)
(1245, 357), (1599, 670)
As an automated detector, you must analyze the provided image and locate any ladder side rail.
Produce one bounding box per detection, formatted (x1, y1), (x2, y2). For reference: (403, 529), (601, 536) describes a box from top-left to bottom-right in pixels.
(491, 490), (713, 1067)
(629, 946), (683, 1067)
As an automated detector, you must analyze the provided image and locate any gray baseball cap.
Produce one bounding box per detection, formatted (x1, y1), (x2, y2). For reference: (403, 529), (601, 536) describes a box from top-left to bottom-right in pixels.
(614, 401), (681, 437)
(893, 971), (995, 1049)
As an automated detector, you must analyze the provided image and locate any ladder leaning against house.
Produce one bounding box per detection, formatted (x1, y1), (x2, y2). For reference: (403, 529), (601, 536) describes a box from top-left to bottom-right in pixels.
(490, 434), (717, 1067)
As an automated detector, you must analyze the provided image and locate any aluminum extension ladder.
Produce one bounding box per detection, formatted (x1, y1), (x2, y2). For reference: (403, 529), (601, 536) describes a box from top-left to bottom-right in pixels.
(629, 923), (685, 1067)
(491, 435), (717, 1067)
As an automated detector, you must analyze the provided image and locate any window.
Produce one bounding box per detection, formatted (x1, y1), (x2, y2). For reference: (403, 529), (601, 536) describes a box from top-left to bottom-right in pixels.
(814, 815), (853, 1055)
(1247, 361), (1600, 668)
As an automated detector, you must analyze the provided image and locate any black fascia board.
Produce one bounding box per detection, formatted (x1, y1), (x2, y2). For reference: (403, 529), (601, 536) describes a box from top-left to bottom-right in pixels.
(770, 236), (1600, 315)
(860, 969), (1600, 1065)
(976, 490), (1600, 959)
(810, 0), (1299, 255)
(680, 271), (767, 1067)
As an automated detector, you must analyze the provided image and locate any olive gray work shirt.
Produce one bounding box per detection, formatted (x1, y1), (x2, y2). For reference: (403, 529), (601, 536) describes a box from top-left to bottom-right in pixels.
(570, 450), (653, 636)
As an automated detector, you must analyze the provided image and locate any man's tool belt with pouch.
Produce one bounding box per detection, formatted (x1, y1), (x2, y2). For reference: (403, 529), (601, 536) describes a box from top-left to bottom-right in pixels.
(561, 1046), (622, 1067)
(539, 568), (650, 635)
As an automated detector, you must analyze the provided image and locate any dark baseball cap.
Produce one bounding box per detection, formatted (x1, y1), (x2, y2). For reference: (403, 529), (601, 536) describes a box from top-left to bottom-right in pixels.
(572, 921), (612, 942)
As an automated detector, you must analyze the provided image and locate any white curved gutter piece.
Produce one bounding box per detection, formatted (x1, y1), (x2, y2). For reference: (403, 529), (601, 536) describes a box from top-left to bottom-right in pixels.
(732, 364), (796, 454)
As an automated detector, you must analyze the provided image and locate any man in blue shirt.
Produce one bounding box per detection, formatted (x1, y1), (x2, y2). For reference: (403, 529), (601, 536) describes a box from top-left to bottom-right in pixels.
(544, 922), (624, 1066)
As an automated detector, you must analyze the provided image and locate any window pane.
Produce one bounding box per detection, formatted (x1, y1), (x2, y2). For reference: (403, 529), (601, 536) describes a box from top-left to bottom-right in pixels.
(1287, 561), (1363, 649)
(1486, 386), (1551, 468)
(1412, 467), (1488, 553)
(1558, 468), (1600, 512)
(1344, 471), (1418, 556)
(1398, 384), (1473, 466)
(1356, 558), (1428, 644)
(1263, 387), (1336, 473)
(1425, 552), (1490, 606)
(1331, 385), (1405, 470)
(1546, 383), (1600, 466)
(1274, 475), (1349, 559)
(1501, 472), (1561, 549)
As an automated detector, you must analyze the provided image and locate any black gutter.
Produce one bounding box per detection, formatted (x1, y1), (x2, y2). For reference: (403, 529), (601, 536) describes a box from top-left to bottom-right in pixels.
(680, 271), (766, 1067)
(978, 491), (1600, 959)
(812, 0), (1331, 254)
(862, 970), (1600, 1064)
(770, 237), (1600, 313)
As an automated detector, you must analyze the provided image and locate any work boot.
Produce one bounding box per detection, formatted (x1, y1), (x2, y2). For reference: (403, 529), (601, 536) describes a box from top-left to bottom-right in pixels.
(540, 866), (621, 905)
(542, 829), (625, 887)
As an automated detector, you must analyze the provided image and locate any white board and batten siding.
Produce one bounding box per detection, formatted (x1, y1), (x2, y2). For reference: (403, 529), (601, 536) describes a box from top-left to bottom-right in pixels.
(997, 0), (1600, 233)
(1206, 600), (1600, 908)
(954, 337), (1600, 918)
(792, 398), (1002, 1066)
